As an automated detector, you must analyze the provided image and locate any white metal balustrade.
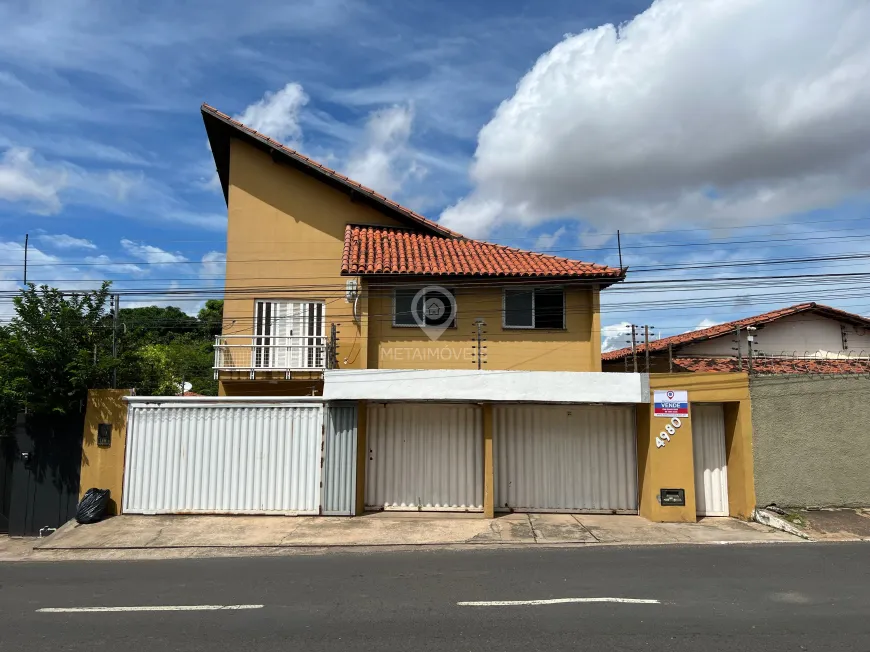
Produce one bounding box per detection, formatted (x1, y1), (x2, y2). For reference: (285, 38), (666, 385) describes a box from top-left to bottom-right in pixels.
(213, 334), (329, 378)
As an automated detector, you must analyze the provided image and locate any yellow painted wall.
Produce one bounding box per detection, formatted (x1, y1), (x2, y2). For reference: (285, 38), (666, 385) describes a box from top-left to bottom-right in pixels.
(221, 139), (604, 378)
(221, 138), (404, 381)
(366, 284), (601, 371)
(220, 379), (323, 397)
(355, 400), (368, 516)
(724, 401), (756, 519)
(637, 373), (756, 522)
(80, 389), (132, 516)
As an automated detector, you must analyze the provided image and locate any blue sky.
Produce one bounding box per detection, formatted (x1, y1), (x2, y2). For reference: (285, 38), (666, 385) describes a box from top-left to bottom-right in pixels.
(1, 0), (869, 350)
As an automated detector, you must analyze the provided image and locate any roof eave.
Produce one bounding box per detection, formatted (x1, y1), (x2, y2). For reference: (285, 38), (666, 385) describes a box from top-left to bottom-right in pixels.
(342, 270), (625, 283)
(201, 105), (455, 239)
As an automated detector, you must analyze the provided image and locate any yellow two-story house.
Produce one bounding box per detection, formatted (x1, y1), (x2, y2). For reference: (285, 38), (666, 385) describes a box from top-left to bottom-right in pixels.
(203, 104), (624, 397)
(199, 104), (755, 522)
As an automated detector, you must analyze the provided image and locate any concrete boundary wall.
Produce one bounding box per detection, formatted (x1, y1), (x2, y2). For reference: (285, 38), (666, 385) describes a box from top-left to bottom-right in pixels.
(751, 375), (870, 508)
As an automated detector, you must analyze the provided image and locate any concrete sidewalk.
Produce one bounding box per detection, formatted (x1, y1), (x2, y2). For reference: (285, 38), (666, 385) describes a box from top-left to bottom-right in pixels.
(17, 512), (800, 560)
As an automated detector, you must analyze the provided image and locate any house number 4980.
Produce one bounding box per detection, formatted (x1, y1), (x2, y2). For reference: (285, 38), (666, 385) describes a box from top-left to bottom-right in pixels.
(655, 417), (683, 449)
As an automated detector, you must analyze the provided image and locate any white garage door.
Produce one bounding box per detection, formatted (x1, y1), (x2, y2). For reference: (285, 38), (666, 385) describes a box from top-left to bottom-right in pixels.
(494, 405), (638, 513)
(365, 403), (483, 511)
(692, 403), (729, 516)
(123, 403), (323, 515)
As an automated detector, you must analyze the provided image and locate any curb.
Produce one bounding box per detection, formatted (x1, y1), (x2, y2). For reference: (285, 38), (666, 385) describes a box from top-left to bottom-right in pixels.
(753, 508), (812, 540)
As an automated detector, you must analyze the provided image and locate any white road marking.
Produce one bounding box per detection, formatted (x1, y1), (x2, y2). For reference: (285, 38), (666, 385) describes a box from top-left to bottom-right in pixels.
(37, 605), (264, 613)
(457, 598), (660, 607)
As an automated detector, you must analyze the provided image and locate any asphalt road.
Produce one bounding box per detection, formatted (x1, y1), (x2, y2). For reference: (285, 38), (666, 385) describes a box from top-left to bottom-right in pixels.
(2, 543), (870, 651)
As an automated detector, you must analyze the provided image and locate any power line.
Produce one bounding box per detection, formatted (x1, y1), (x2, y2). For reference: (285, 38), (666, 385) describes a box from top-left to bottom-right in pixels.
(18, 213), (870, 247)
(15, 248), (870, 283)
(7, 225), (870, 270)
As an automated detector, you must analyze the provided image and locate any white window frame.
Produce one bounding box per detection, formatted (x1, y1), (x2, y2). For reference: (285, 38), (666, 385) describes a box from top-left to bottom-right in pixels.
(502, 286), (566, 330)
(392, 287), (458, 329)
(253, 299), (326, 369)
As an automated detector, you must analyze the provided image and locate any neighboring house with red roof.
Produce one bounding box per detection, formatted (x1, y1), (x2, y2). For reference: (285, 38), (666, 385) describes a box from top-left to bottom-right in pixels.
(202, 104), (625, 396)
(602, 303), (870, 374)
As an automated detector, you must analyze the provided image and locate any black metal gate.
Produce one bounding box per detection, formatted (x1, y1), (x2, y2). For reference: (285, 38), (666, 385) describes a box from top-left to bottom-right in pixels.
(0, 435), (13, 534)
(7, 412), (83, 537)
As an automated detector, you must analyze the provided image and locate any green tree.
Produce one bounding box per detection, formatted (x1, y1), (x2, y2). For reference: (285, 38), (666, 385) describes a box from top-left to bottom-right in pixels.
(1, 283), (114, 424)
(0, 323), (18, 436)
(113, 301), (222, 396)
(197, 299), (224, 337)
(131, 335), (218, 396)
(0, 288), (223, 432)
(117, 305), (199, 345)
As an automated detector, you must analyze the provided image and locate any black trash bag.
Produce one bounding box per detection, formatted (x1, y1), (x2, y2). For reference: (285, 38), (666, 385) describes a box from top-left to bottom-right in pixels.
(75, 488), (111, 524)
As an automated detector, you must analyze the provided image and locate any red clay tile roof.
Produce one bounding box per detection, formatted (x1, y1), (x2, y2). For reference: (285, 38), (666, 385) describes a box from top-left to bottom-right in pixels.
(603, 302), (870, 361)
(341, 225), (624, 279)
(201, 104), (458, 238)
(673, 356), (870, 374)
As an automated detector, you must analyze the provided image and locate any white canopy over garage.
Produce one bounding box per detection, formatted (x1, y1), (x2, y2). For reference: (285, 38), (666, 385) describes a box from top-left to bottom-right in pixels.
(324, 369), (649, 404)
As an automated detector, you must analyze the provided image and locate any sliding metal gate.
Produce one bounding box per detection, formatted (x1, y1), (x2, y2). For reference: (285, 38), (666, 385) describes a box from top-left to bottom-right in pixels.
(365, 403), (484, 511)
(494, 405), (638, 513)
(123, 402), (324, 515)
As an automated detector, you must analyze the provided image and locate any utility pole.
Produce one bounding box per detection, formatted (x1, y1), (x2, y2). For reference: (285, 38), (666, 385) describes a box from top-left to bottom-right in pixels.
(630, 325), (638, 373)
(617, 230), (623, 271)
(734, 326), (743, 371)
(473, 318), (487, 370)
(23, 233), (28, 285)
(644, 325), (650, 373)
(746, 326), (756, 374)
(112, 294), (119, 388)
(668, 343), (674, 373)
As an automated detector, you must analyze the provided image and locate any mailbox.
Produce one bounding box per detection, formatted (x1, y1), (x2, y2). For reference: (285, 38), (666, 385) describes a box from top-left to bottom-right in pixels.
(97, 423), (112, 447)
(660, 488), (685, 506)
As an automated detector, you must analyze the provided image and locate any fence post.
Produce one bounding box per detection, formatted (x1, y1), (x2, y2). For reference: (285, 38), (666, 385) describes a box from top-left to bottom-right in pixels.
(734, 326), (743, 371)
(644, 325), (650, 373)
(631, 325), (638, 373)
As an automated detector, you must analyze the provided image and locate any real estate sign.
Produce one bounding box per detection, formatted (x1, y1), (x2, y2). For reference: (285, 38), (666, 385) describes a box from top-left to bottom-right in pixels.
(653, 390), (689, 418)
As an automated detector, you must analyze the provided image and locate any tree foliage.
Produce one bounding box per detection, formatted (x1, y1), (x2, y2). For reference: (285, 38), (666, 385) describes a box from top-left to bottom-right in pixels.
(2, 283), (114, 418)
(0, 284), (223, 436)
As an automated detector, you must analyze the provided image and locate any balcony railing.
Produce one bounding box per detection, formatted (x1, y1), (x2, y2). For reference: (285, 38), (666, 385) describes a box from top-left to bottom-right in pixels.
(214, 334), (330, 379)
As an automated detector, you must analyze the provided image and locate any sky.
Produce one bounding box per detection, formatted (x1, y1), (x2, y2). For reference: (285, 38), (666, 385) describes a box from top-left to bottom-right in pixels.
(1, 0), (869, 351)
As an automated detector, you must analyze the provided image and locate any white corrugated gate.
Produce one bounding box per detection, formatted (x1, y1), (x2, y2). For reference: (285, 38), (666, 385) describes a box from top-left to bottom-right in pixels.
(365, 403), (483, 511)
(494, 405), (638, 513)
(692, 403), (729, 516)
(123, 402), (323, 515)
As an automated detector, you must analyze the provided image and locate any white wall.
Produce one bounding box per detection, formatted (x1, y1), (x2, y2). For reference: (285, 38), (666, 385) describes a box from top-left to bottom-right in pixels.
(681, 312), (870, 357)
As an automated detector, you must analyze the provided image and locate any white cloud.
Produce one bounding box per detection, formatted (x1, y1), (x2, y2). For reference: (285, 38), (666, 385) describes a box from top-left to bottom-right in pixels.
(164, 210), (227, 232)
(601, 321), (633, 353)
(344, 104), (423, 197)
(441, 0), (870, 237)
(36, 233), (97, 250)
(200, 250), (226, 278)
(83, 254), (146, 276)
(234, 83), (309, 146)
(534, 227), (566, 250)
(0, 146), (148, 216)
(0, 147), (67, 213)
(0, 240), (110, 319)
(692, 318), (720, 331)
(120, 239), (187, 265)
(440, 195), (503, 238)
